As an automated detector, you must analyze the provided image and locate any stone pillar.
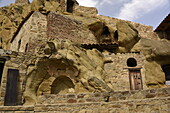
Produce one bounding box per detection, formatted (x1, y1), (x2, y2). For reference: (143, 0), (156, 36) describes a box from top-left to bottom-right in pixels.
(15, 0), (30, 5)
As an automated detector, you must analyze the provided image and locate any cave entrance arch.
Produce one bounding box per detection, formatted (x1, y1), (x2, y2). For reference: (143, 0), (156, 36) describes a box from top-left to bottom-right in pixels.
(51, 76), (75, 94)
(162, 64), (170, 85)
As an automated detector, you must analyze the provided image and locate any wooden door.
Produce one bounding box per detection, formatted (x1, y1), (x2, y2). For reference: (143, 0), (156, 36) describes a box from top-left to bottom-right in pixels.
(129, 70), (143, 90)
(4, 69), (19, 106)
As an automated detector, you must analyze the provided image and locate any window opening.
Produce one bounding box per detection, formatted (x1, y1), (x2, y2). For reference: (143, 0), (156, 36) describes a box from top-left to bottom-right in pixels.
(18, 40), (21, 51)
(114, 30), (118, 41)
(25, 43), (28, 52)
(127, 58), (137, 67)
(67, 0), (74, 13)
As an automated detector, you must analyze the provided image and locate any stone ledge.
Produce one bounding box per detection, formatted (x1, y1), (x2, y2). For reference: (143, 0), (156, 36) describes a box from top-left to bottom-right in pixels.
(37, 87), (170, 104)
(0, 106), (34, 111)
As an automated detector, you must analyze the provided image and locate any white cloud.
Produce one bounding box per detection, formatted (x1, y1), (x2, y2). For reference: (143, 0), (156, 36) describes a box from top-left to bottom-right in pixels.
(118, 0), (169, 21)
(76, 0), (98, 7)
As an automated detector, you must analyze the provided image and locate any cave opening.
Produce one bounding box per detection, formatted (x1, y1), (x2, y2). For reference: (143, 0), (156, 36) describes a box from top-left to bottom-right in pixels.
(51, 76), (75, 94)
(162, 64), (170, 85)
(0, 58), (5, 86)
(67, 0), (74, 13)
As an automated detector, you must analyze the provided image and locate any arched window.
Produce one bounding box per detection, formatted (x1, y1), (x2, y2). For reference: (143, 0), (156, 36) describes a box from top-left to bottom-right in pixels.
(127, 58), (137, 67)
(51, 76), (75, 94)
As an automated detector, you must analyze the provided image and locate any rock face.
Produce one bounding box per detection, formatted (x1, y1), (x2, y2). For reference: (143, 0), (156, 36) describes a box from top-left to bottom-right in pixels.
(144, 61), (166, 88)
(15, 0), (30, 5)
(23, 39), (112, 105)
(133, 38), (170, 64)
(116, 21), (140, 52)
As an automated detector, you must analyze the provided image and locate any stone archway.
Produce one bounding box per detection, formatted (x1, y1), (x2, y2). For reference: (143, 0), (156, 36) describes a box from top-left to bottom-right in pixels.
(51, 76), (75, 94)
(23, 58), (78, 105)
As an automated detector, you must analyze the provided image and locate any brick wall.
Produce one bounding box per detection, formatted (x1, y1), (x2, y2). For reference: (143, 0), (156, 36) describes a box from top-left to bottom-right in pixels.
(47, 12), (96, 44)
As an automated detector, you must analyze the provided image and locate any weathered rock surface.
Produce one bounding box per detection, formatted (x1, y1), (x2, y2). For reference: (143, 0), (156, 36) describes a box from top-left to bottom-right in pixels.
(144, 61), (166, 88)
(24, 39), (112, 105)
(132, 38), (170, 65)
(0, 4), (31, 49)
(116, 21), (140, 52)
(15, 0), (30, 6)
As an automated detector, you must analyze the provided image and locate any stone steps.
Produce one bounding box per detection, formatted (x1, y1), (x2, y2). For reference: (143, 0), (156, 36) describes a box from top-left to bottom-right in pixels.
(0, 87), (170, 113)
(35, 97), (170, 113)
(37, 87), (170, 104)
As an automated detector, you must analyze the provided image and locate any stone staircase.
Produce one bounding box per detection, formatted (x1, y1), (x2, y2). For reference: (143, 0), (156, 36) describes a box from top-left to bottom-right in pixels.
(0, 87), (170, 113)
(35, 87), (170, 113)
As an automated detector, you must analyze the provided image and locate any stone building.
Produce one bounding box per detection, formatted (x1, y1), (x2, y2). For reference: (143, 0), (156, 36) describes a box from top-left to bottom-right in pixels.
(0, 0), (169, 112)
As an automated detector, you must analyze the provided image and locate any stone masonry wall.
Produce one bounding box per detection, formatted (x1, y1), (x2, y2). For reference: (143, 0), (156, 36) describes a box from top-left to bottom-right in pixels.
(0, 87), (169, 113)
(103, 52), (147, 91)
(0, 52), (36, 105)
(11, 12), (47, 53)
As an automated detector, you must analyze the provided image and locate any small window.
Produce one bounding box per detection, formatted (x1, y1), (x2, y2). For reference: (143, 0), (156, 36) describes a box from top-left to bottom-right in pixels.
(18, 40), (21, 51)
(114, 30), (118, 41)
(127, 58), (137, 67)
(25, 43), (28, 52)
(51, 76), (75, 94)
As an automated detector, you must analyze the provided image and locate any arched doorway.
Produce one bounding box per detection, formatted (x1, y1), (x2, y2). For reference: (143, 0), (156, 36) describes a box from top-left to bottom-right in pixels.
(51, 76), (75, 94)
(127, 58), (143, 90)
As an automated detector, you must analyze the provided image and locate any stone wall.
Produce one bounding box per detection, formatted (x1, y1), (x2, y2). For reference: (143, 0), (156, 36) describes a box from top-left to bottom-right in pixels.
(10, 11), (47, 53)
(0, 87), (169, 112)
(103, 52), (147, 91)
(0, 52), (36, 105)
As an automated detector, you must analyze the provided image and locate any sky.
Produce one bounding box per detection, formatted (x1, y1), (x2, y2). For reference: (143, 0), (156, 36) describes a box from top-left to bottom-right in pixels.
(0, 0), (169, 29)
